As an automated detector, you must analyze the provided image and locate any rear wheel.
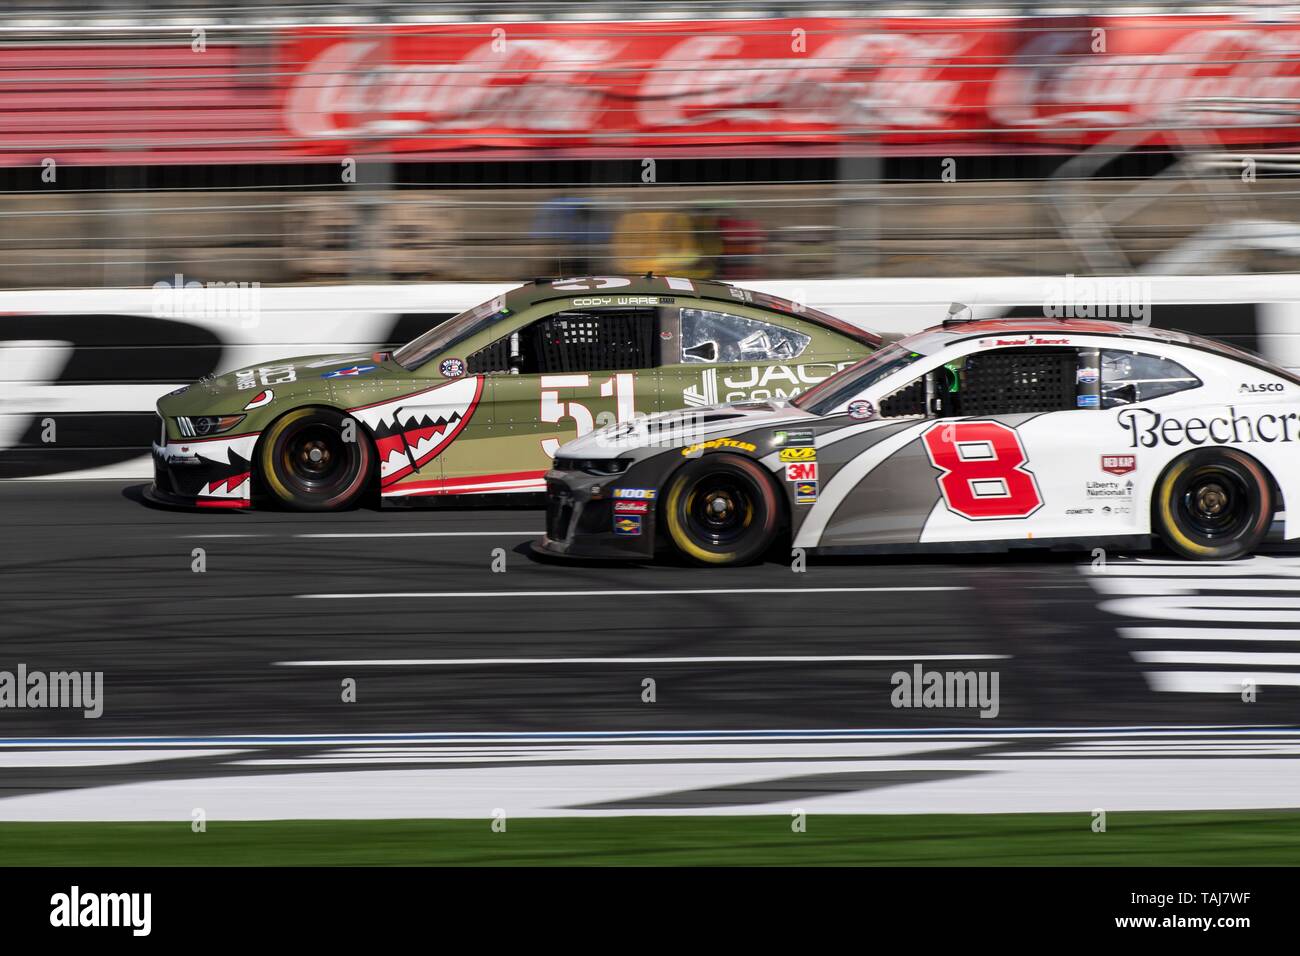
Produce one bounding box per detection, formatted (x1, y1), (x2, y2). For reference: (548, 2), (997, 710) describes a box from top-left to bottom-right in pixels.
(662, 454), (781, 566)
(258, 407), (373, 511)
(1153, 449), (1273, 560)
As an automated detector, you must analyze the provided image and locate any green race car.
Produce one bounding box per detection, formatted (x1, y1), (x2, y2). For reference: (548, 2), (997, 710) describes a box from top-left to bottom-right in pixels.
(148, 275), (879, 510)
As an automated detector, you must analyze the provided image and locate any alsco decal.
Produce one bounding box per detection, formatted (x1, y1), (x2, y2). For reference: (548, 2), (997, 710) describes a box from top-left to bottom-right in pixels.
(680, 438), (757, 457)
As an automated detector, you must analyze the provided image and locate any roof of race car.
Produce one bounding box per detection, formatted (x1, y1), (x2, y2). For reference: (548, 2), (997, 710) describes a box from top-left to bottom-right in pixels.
(503, 275), (883, 346)
(902, 316), (1300, 382)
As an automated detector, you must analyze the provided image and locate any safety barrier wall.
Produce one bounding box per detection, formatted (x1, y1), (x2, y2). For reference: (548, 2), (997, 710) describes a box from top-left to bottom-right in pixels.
(3, 274), (1298, 480)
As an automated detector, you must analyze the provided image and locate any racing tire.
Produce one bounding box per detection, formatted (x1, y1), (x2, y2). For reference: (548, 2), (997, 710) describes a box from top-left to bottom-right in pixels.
(257, 407), (374, 511)
(1152, 449), (1273, 561)
(662, 453), (782, 566)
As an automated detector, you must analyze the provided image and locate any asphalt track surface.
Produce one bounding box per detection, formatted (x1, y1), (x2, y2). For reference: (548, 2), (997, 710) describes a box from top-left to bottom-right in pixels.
(4, 479), (1298, 744)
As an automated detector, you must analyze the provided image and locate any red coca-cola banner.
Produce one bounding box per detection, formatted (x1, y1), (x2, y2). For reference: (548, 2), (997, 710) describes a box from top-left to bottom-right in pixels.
(1, 16), (1299, 166)
(279, 16), (1300, 156)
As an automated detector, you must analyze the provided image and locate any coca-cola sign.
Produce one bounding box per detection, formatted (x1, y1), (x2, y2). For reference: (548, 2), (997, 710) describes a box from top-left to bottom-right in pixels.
(279, 19), (1005, 153)
(278, 16), (1300, 155)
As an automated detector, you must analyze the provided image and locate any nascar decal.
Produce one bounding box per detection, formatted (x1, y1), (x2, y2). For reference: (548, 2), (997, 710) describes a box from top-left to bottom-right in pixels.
(921, 421), (1043, 520)
(348, 376), (484, 488)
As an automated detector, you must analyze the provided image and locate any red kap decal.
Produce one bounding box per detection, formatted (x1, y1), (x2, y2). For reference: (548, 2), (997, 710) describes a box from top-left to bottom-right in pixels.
(1101, 454), (1136, 476)
(922, 421), (1043, 520)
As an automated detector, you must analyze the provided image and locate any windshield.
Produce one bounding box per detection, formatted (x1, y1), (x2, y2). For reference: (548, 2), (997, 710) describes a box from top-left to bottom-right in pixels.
(392, 295), (509, 370)
(792, 343), (926, 416)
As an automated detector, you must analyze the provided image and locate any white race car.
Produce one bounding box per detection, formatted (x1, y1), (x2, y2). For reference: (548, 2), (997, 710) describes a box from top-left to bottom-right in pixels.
(540, 314), (1299, 565)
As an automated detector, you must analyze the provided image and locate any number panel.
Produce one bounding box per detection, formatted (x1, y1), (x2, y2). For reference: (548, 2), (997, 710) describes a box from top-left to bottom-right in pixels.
(921, 421), (1043, 520)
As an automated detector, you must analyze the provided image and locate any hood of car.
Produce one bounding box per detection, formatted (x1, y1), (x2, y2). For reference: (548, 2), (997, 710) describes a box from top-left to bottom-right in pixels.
(157, 352), (393, 416)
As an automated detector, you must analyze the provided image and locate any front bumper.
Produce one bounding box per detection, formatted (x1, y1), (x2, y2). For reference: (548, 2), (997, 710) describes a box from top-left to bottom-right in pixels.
(536, 468), (659, 560)
(149, 432), (258, 510)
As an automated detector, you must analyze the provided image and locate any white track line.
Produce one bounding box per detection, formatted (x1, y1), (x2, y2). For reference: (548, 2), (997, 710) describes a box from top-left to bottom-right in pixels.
(276, 653), (1009, 667)
(296, 586), (967, 599)
(1134, 650), (1300, 666)
(1121, 627), (1300, 643)
(1146, 671), (1300, 692)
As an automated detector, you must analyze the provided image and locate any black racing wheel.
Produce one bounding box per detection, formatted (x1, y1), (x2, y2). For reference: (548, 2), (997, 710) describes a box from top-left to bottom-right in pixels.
(258, 407), (374, 511)
(1153, 449), (1273, 560)
(662, 453), (782, 566)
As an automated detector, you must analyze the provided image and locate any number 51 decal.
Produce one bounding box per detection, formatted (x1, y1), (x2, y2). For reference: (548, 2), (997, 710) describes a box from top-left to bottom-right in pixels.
(540, 373), (636, 457)
(921, 421), (1043, 519)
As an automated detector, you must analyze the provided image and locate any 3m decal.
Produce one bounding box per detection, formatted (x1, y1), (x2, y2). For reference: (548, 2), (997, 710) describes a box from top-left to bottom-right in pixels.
(785, 462), (818, 481)
(922, 421), (1043, 520)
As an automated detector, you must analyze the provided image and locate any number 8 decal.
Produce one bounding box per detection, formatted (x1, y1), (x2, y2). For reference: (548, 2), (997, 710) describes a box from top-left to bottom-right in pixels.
(921, 421), (1043, 519)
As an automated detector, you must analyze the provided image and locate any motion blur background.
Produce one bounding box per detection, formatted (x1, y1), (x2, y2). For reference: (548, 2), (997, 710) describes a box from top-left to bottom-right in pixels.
(10, 0), (1300, 481)
(3, 0), (1300, 287)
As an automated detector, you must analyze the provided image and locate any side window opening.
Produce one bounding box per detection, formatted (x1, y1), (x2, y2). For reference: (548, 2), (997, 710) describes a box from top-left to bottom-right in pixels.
(1101, 349), (1201, 407)
(880, 376), (927, 418)
(468, 308), (655, 375)
(679, 308), (810, 364)
(945, 347), (1079, 417)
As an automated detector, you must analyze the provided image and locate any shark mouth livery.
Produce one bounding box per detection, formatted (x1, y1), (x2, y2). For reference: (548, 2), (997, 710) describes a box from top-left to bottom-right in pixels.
(348, 375), (484, 488)
(151, 437), (258, 509)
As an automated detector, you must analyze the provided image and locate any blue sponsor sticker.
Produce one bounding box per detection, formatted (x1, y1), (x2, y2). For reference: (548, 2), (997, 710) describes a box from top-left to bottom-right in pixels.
(795, 480), (819, 504)
(440, 357), (466, 378)
(321, 364), (377, 379)
(1076, 393), (1100, 408)
(613, 513), (643, 536)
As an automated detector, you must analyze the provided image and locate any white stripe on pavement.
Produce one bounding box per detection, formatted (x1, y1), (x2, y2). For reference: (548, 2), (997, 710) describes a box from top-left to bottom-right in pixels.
(1145, 671), (1300, 692)
(276, 653), (1009, 667)
(1121, 627), (1300, 643)
(295, 586), (968, 599)
(1134, 650), (1300, 667)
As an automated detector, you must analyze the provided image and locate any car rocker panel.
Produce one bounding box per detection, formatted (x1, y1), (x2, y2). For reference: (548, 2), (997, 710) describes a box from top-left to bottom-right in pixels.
(539, 318), (1300, 564)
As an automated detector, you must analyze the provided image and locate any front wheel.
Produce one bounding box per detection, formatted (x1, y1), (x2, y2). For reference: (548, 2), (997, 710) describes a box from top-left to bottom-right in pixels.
(258, 407), (373, 511)
(662, 453), (782, 566)
(1153, 449), (1273, 560)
